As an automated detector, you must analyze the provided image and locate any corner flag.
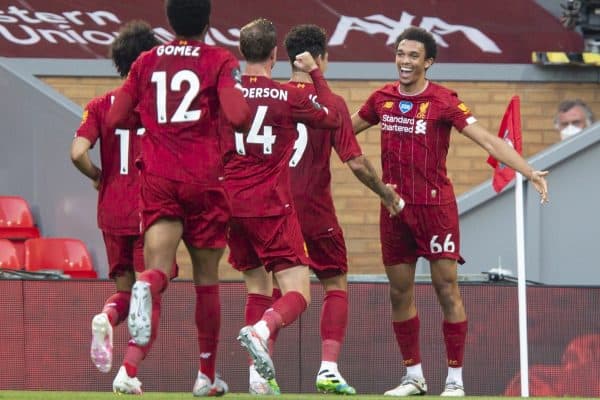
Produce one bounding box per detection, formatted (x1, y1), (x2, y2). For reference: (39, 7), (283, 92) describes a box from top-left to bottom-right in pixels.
(487, 96), (522, 192)
(487, 95), (530, 396)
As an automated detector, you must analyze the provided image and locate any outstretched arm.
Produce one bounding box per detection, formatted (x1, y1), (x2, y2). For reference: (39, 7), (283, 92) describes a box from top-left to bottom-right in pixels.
(351, 112), (374, 135)
(346, 155), (404, 216)
(462, 122), (549, 203)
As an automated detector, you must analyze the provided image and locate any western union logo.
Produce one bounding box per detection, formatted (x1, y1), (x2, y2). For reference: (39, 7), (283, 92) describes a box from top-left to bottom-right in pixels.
(416, 101), (429, 119)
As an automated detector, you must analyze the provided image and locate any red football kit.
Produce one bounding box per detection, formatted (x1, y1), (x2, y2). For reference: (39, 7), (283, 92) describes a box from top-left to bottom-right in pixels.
(76, 90), (144, 276)
(284, 81), (362, 278)
(106, 39), (251, 245)
(359, 81), (476, 264)
(223, 69), (340, 272)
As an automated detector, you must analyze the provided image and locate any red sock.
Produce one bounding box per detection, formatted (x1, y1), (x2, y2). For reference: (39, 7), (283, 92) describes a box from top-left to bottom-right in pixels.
(245, 293), (273, 325)
(267, 288), (283, 353)
(102, 291), (131, 326)
(263, 291), (307, 337)
(195, 285), (220, 382)
(244, 293), (272, 363)
(320, 290), (348, 362)
(443, 320), (468, 367)
(123, 344), (144, 378)
(393, 315), (421, 366)
(122, 295), (162, 377)
(138, 269), (169, 297)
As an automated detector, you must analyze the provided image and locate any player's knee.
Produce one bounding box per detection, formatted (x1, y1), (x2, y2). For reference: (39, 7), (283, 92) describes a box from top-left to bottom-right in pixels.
(389, 284), (412, 308)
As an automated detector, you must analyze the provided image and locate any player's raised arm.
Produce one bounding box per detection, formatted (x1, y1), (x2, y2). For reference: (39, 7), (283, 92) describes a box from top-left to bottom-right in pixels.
(217, 57), (252, 132)
(461, 122), (549, 203)
(291, 52), (340, 129)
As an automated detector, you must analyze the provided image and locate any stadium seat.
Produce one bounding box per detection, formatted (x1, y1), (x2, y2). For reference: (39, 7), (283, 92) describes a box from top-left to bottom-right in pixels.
(0, 196), (36, 227)
(0, 196), (41, 266)
(0, 239), (20, 269)
(25, 238), (97, 279)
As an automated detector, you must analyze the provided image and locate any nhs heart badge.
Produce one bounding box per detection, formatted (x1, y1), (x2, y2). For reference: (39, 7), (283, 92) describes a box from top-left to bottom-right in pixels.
(399, 101), (413, 114)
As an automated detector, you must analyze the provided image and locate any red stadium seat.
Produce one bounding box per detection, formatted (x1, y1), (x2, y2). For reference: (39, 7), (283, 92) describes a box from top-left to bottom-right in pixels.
(25, 238), (97, 279)
(0, 196), (41, 266)
(0, 196), (37, 227)
(0, 239), (20, 269)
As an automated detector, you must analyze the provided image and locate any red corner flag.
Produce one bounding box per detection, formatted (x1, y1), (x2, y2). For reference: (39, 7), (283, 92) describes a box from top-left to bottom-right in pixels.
(487, 96), (522, 193)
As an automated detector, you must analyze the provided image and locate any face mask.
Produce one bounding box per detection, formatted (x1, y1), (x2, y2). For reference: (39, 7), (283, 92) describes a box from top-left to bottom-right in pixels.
(560, 124), (583, 140)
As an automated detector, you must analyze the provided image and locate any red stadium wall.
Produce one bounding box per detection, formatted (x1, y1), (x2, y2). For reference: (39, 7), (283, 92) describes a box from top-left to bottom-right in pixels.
(1, 280), (598, 396)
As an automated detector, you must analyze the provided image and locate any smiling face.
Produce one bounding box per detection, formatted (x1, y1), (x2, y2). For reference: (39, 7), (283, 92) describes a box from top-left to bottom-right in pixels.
(395, 39), (433, 94)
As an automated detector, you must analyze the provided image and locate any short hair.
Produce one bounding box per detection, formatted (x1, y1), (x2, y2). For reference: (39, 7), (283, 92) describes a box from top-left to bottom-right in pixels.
(239, 18), (277, 63)
(284, 24), (327, 65)
(110, 20), (159, 77)
(394, 27), (437, 60)
(165, 0), (211, 38)
(555, 99), (595, 126)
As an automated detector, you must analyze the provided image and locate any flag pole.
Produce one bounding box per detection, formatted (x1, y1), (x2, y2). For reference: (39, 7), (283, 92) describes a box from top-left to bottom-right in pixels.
(515, 172), (529, 397)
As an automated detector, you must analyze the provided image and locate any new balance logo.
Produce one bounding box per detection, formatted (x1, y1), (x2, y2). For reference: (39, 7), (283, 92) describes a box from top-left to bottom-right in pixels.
(415, 120), (427, 134)
(200, 352), (212, 359)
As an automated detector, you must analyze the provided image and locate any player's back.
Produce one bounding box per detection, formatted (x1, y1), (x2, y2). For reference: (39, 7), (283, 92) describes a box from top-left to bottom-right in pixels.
(77, 90), (143, 234)
(222, 76), (300, 217)
(282, 81), (357, 237)
(124, 39), (238, 184)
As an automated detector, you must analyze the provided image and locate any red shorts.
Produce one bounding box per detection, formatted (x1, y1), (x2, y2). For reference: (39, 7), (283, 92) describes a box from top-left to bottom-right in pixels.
(140, 172), (230, 248)
(102, 231), (179, 280)
(380, 201), (464, 266)
(102, 232), (144, 279)
(228, 210), (310, 273)
(305, 230), (348, 280)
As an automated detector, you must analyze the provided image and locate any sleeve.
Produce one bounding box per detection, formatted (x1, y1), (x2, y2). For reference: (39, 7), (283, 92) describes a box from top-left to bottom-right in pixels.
(217, 53), (252, 132)
(358, 90), (381, 125)
(444, 91), (477, 132)
(290, 69), (340, 129)
(74, 99), (101, 148)
(332, 96), (363, 162)
(106, 60), (141, 130)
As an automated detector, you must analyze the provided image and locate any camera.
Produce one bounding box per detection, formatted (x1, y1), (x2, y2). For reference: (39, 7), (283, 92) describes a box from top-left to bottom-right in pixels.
(562, 0), (600, 52)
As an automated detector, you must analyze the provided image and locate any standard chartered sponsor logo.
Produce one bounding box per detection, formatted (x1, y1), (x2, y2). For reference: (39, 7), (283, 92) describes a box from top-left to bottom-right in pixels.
(382, 113), (427, 135)
(382, 122), (414, 133)
(382, 114), (414, 124)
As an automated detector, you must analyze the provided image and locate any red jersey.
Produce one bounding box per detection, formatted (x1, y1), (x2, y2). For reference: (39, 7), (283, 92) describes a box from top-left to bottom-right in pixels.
(358, 81), (476, 205)
(119, 39), (243, 184)
(75, 90), (143, 235)
(222, 71), (339, 217)
(284, 81), (362, 238)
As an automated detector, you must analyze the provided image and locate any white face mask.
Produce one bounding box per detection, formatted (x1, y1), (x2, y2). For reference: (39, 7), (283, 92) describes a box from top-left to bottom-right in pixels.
(560, 124), (583, 140)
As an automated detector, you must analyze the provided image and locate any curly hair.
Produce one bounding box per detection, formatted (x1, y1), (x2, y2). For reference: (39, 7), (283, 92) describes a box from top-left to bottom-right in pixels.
(394, 27), (437, 60)
(283, 24), (327, 65)
(110, 20), (159, 77)
(239, 18), (277, 63)
(165, 0), (211, 38)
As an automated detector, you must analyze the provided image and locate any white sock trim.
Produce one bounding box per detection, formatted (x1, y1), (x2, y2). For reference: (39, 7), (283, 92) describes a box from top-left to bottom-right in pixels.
(406, 363), (424, 379)
(446, 366), (463, 385)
